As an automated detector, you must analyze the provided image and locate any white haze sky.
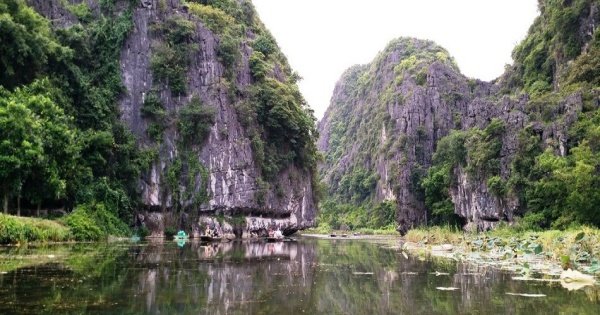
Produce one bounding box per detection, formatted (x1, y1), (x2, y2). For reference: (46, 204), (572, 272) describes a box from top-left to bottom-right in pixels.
(252, 0), (539, 119)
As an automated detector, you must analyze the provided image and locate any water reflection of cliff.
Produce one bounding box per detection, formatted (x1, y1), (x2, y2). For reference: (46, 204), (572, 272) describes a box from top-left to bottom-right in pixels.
(130, 240), (316, 315)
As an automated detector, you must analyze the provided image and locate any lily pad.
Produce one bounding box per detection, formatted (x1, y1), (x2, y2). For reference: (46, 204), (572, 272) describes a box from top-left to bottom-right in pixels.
(506, 292), (546, 297)
(436, 287), (459, 291)
(559, 269), (596, 289)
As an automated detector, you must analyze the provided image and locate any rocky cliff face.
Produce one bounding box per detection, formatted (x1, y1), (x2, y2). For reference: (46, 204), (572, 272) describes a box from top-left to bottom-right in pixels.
(318, 38), (483, 232)
(29, 0), (318, 236)
(319, 0), (600, 233)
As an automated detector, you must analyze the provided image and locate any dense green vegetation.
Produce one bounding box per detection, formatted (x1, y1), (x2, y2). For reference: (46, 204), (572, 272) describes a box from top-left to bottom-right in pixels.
(0, 214), (71, 244)
(317, 200), (396, 232)
(0, 201), (127, 243)
(508, 0), (598, 94)
(0, 0), (147, 240)
(421, 0), (600, 229)
(0, 0), (320, 242)
(421, 119), (505, 224)
(150, 15), (196, 95)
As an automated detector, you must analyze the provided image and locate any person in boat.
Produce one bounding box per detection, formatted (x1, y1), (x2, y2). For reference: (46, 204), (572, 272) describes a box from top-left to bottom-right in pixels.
(204, 225), (213, 237)
(273, 229), (283, 239)
(268, 227), (274, 238)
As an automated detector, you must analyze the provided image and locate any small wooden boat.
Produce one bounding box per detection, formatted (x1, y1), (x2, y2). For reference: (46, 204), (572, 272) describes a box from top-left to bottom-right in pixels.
(341, 234), (348, 237)
(200, 235), (222, 242)
(330, 234), (337, 237)
(266, 237), (284, 242)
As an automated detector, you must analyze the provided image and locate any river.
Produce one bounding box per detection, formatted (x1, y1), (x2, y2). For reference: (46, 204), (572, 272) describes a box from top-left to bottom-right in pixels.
(0, 237), (599, 314)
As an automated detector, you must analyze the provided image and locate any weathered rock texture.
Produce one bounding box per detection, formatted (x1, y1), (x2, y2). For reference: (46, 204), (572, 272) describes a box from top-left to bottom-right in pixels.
(29, 0), (317, 236)
(318, 2), (599, 234)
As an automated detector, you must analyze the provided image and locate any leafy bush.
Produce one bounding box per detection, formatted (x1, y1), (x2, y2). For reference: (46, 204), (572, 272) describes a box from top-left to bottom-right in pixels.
(136, 226), (150, 239)
(487, 176), (507, 197)
(249, 51), (270, 80)
(187, 2), (235, 34)
(63, 203), (130, 241)
(150, 17), (196, 95)
(510, 0), (594, 93)
(64, 207), (104, 241)
(178, 96), (216, 146)
(464, 118), (505, 178)
(164, 226), (177, 238)
(217, 33), (241, 77)
(252, 34), (276, 56)
(421, 131), (467, 224)
(141, 92), (167, 141)
(0, 214), (71, 244)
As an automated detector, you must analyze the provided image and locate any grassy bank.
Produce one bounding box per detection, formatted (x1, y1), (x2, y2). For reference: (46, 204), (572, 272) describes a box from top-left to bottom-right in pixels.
(405, 225), (600, 273)
(0, 203), (130, 245)
(0, 214), (72, 244)
(302, 224), (398, 236)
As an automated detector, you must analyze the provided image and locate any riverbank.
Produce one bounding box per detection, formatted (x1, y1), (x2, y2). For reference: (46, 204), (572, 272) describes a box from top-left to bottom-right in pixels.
(0, 214), (72, 244)
(301, 224), (600, 282)
(401, 225), (600, 279)
(301, 225), (398, 236)
(0, 204), (130, 244)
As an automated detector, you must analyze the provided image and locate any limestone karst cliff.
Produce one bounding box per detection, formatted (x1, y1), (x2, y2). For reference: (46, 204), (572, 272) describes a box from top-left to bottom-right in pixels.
(24, 0), (319, 236)
(318, 0), (600, 233)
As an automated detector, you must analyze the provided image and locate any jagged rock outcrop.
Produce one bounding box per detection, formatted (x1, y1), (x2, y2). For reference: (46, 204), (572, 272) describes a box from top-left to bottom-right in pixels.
(28, 0), (318, 236)
(319, 0), (600, 233)
(319, 38), (499, 232)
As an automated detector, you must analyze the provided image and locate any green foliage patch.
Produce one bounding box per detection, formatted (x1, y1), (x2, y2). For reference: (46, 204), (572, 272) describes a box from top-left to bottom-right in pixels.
(0, 213), (71, 244)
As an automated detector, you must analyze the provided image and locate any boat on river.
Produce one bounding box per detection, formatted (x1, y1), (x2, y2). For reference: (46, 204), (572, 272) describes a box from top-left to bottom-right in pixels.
(173, 231), (189, 241)
(266, 237), (284, 242)
(200, 235), (222, 242)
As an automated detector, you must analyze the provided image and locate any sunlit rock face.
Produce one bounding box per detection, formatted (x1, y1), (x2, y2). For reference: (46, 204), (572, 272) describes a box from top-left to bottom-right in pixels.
(28, 0), (317, 235)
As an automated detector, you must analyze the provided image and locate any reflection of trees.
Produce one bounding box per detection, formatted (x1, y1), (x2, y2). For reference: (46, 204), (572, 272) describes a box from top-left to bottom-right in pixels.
(0, 243), (131, 314)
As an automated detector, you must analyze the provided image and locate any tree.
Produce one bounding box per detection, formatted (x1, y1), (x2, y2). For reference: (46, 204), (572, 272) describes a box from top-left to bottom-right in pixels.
(0, 88), (44, 214)
(0, 80), (77, 216)
(0, 0), (69, 89)
(18, 80), (78, 216)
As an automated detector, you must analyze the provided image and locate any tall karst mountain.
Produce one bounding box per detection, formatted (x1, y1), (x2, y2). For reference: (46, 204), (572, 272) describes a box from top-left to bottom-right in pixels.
(22, 0), (319, 236)
(318, 0), (600, 233)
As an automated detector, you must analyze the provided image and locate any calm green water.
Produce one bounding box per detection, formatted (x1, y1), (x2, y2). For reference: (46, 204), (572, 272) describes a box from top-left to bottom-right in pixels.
(0, 238), (599, 314)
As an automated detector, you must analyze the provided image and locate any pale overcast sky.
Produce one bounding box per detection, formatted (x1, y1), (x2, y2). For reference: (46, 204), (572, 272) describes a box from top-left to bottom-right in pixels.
(252, 0), (539, 119)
